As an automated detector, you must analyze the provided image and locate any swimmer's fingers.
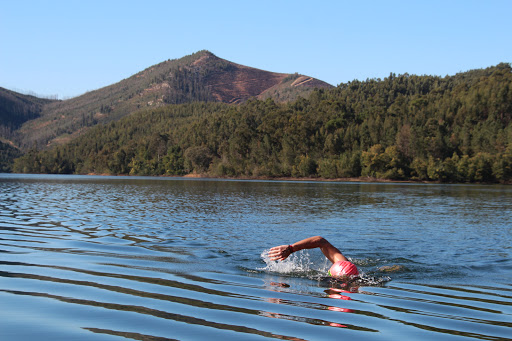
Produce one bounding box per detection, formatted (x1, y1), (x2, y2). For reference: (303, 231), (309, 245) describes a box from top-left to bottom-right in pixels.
(268, 245), (291, 261)
(267, 247), (282, 260)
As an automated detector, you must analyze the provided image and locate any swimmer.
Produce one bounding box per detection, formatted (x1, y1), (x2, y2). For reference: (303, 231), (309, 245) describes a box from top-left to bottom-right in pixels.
(268, 236), (359, 278)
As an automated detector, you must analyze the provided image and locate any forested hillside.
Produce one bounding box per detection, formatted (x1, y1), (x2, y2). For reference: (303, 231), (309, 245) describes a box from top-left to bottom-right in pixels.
(0, 87), (57, 171)
(0, 87), (56, 139)
(13, 63), (512, 183)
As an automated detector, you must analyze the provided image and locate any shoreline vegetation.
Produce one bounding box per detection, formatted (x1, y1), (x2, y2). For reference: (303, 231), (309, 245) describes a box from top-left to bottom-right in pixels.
(6, 62), (512, 184)
(75, 172), (510, 185)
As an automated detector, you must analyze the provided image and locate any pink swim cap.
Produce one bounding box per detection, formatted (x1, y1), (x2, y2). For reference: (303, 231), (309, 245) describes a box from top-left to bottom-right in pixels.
(329, 261), (359, 277)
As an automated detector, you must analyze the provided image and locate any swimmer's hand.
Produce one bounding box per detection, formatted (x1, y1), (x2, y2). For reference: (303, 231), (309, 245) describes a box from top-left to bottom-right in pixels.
(268, 245), (293, 261)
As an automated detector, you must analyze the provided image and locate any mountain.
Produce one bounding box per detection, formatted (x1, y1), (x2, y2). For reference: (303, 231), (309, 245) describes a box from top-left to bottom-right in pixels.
(7, 51), (332, 150)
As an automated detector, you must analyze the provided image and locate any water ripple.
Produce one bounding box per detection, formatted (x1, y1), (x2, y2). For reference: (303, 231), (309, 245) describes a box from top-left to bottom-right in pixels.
(1, 175), (511, 340)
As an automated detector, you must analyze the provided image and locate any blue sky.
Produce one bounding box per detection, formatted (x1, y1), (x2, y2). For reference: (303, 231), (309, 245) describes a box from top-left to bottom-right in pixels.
(1, 0), (511, 99)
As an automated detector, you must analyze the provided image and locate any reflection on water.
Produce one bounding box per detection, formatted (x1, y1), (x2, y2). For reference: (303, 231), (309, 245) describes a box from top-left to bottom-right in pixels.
(1, 174), (511, 340)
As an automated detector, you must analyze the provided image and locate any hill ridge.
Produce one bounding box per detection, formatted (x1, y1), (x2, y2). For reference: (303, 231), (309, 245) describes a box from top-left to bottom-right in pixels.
(8, 50), (331, 149)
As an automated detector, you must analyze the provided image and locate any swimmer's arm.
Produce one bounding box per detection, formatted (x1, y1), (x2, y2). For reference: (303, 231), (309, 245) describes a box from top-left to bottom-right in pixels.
(268, 236), (347, 263)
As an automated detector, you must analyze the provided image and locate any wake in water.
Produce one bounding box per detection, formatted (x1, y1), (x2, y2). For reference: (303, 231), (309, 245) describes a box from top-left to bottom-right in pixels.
(259, 249), (391, 287)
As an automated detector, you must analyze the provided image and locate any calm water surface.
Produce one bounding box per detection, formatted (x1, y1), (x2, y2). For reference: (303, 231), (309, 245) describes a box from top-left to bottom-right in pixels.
(1, 174), (511, 340)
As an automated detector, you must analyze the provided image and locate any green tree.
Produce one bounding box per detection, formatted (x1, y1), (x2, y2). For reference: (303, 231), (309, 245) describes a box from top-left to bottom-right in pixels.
(292, 155), (317, 177)
(184, 145), (213, 173)
(162, 146), (185, 175)
(317, 158), (338, 178)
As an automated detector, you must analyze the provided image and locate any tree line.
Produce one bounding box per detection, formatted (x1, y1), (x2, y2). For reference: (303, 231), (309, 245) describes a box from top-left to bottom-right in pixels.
(12, 63), (512, 183)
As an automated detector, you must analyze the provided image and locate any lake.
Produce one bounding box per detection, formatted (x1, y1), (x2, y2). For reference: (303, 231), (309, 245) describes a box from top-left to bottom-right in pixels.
(1, 174), (511, 340)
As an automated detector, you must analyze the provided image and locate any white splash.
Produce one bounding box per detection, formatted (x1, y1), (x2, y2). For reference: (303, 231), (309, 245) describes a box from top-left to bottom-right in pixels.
(259, 249), (329, 277)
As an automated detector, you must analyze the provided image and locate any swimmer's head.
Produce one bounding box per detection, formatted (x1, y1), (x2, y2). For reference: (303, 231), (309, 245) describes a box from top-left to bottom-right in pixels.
(329, 261), (359, 278)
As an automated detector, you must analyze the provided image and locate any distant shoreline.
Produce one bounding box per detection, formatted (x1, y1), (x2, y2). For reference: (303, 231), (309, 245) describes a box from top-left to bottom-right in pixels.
(89, 172), (426, 183)
(7, 171), (509, 185)
(78, 172), (510, 185)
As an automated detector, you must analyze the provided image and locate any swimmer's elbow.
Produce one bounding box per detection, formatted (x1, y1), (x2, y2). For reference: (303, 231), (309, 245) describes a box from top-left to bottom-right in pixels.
(311, 236), (328, 246)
